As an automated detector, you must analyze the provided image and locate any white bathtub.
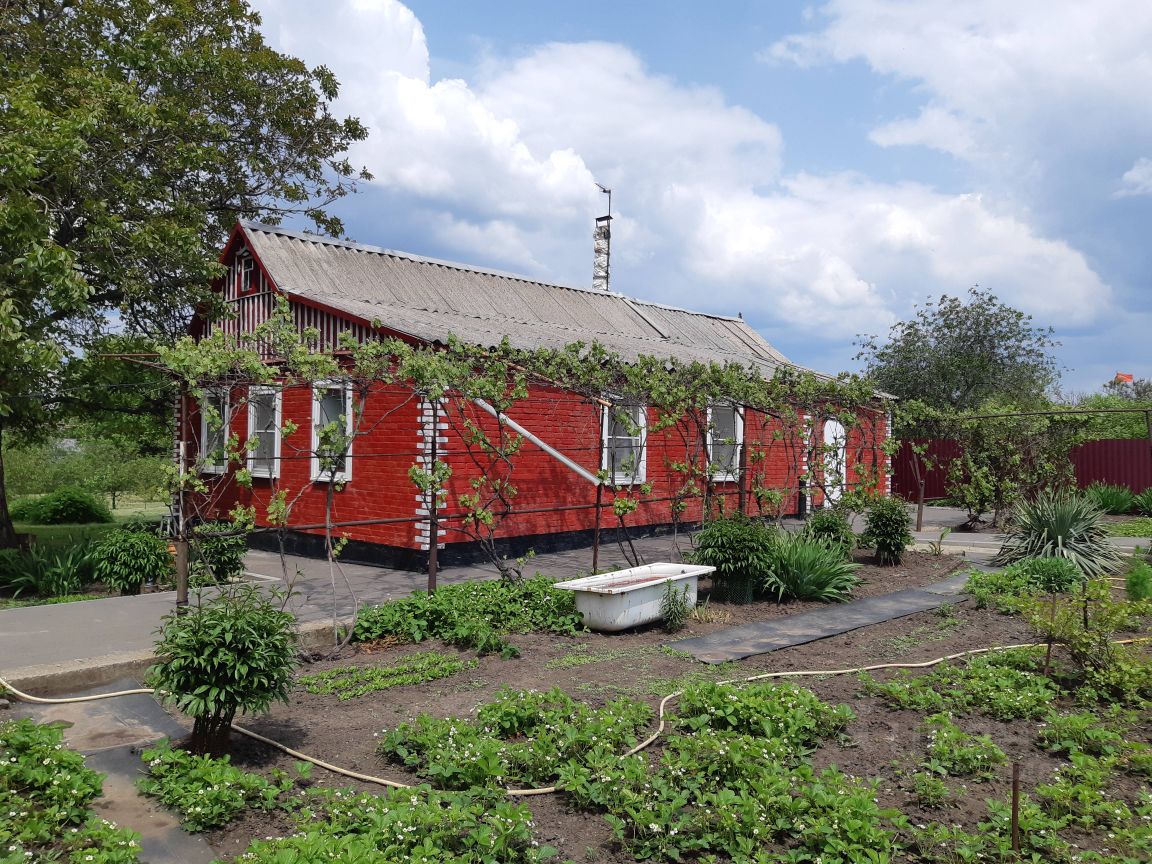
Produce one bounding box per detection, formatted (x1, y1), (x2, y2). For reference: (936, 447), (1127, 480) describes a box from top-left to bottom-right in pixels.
(553, 563), (716, 631)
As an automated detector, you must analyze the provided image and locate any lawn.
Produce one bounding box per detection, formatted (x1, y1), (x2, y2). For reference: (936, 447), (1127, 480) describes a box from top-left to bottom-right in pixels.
(129, 552), (1152, 864)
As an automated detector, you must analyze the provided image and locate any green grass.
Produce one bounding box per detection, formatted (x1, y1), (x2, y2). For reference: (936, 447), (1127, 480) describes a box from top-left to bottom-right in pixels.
(0, 593), (104, 610)
(1107, 518), (1152, 537)
(13, 522), (121, 552)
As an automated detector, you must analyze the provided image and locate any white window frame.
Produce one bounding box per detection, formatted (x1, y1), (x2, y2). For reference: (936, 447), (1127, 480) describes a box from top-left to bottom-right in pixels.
(246, 385), (282, 479)
(601, 403), (647, 485)
(310, 381), (354, 482)
(706, 404), (744, 482)
(236, 253), (254, 295)
(199, 389), (232, 475)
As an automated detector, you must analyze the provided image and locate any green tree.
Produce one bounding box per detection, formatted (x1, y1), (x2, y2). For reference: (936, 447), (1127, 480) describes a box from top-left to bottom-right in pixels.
(856, 288), (1059, 410)
(0, 0), (369, 546)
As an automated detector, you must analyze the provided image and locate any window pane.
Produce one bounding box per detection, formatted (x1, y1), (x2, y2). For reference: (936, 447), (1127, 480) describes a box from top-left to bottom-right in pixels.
(316, 388), (348, 474)
(251, 391), (276, 476)
(711, 407), (738, 477)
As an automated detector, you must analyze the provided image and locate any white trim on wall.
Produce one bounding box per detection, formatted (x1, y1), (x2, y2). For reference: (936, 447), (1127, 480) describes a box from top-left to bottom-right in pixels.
(601, 403), (647, 484)
(706, 404), (744, 482)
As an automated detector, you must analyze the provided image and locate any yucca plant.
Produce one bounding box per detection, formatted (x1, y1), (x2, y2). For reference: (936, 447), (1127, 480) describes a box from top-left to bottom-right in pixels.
(1133, 488), (1152, 516)
(993, 492), (1125, 577)
(765, 532), (860, 603)
(1083, 482), (1135, 515)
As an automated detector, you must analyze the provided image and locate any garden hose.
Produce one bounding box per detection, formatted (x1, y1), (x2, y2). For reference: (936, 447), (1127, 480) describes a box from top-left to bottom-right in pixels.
(2, 637), (1149, 798)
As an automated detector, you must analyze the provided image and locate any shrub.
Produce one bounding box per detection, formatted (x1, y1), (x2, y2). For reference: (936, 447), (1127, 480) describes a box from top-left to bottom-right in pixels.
(1127, 561), (1152, 601)
(1083, 482), (1136, 515)
(9, 488), (113, 524)
(801, 509), (855, 558)
(691, 515), (777, 604)
(862, 496), (913, 565)
(190, 520), (248, 583)
(765, 532), (860, 602)
(93, 529), (173, 594)
(993, 492), (1125, 577)
(148, 584), (297, 755)
(1134, 488), (1152, 516)
(352, 575), (581, 657)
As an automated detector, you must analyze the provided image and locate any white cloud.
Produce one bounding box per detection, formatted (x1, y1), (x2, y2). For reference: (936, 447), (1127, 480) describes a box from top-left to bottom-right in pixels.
(250, 0), (1112, 357)
(1115, 157), (1152, 198)
(769, 1), (1152, 180)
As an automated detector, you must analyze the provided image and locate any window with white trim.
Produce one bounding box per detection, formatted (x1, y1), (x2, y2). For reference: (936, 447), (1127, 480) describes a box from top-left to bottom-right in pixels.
(247, 386), (281, 479)
(602, 403), (647, 484)
(707, 404), (743, 482)
(311, 381), (354, 481)
(235, 253), (254, 295)
(199, 390), (231, 474)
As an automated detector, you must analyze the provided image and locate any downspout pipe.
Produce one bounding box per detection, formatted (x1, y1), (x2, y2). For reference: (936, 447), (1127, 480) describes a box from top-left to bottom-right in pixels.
(471, 398), (602, 487)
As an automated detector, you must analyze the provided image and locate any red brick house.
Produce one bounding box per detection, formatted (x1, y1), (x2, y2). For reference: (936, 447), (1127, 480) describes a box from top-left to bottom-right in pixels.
(185, 221), (890, 568)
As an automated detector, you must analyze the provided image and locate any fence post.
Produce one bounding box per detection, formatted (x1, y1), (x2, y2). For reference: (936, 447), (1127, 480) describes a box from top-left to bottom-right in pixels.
(427, 400), (439, 594)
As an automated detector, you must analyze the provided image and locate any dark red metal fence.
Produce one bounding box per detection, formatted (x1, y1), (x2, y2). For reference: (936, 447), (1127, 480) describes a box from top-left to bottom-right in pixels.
(893, 438), (1152, 501)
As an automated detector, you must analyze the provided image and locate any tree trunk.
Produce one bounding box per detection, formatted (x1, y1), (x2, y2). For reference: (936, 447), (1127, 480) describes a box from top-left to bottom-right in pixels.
(190, 712), (234, 757)
(0, 423), (20, 549)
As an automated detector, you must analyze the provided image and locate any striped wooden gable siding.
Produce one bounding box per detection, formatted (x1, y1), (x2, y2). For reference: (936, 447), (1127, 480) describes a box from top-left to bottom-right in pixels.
(206, 243), (376, 354)
(291, 301), (375, 352)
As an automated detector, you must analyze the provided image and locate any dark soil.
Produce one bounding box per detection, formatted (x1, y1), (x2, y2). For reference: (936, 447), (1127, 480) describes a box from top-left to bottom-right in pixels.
(177, 552), (1152, 862)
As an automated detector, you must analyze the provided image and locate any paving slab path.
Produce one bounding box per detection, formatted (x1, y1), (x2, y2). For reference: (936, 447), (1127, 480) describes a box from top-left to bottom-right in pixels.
(669, 572), (973, 664)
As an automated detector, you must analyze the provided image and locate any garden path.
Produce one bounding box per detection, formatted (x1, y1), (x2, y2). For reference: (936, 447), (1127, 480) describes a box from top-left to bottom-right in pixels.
(669, 570), (976, 663)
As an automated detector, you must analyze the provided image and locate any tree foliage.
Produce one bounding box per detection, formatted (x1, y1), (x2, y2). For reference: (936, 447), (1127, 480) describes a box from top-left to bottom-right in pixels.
(0, 0), (368, 545)
(857, 289), (1059, 410)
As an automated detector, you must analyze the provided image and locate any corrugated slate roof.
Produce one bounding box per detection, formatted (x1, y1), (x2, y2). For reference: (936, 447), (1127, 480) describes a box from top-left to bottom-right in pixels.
(239, 221), (798, 374)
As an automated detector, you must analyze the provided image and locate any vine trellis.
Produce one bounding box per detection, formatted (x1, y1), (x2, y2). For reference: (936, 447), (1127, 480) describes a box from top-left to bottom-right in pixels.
(156, 299), (892, 649)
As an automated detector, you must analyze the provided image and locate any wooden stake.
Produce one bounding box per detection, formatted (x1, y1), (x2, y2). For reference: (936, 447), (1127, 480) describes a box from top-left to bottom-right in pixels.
(1011, 762), (1022, 856)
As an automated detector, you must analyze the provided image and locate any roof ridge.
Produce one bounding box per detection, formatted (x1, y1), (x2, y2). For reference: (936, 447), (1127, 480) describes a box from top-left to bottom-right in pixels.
(238, 220), (747, 325)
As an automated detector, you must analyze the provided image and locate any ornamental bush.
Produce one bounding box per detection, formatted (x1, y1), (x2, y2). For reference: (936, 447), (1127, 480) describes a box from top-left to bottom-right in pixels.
(690, 514), (777, 604)
(862, 496), (913, 565)
(9, 488), (113, 524)
(801, 509), (856, 559)
(93, 529), (173, 594)
(190, 520), (249, 583)
(148, 584), (297, 755)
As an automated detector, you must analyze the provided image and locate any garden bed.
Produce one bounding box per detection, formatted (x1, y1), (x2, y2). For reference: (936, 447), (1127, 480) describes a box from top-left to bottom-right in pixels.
(125, 547), (1152, 864)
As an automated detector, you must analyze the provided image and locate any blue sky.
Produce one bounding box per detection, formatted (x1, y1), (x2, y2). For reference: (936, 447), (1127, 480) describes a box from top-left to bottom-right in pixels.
(253, 1), (1152, 394)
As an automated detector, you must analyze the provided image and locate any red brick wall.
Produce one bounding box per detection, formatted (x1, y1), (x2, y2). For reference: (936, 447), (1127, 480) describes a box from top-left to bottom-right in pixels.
(185, 381), (890, 551)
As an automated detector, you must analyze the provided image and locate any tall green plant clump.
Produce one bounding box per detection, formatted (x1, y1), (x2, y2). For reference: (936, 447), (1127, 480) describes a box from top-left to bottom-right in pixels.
(765, 532), (860, 602)
(148, 584), (297, 755)
(93, 528), (173, 594)
(862, 496), (914, 565)
(691, 515), (777, 604)
(993, 492), (1124, 577)
(191, 520), (249, 583)
(1083, 482), (1136, 516)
